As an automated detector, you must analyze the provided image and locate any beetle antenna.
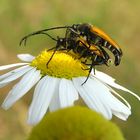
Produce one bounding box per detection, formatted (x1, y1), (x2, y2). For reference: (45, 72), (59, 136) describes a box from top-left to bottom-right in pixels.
(19, 25), (71, 46)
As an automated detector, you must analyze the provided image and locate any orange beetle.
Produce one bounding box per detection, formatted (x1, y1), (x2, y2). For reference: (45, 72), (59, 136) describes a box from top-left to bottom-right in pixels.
(69, 23), (123, 66)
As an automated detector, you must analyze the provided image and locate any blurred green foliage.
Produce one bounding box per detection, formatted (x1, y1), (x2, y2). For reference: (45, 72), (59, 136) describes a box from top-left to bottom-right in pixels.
(0, 0), (140, 140)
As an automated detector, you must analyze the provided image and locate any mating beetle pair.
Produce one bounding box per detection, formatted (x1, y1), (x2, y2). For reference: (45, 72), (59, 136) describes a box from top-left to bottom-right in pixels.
(20, 23), (123, 83)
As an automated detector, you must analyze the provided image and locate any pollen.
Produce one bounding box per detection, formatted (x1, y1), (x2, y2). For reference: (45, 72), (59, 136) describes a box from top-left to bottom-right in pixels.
(30, 50), (88, 79)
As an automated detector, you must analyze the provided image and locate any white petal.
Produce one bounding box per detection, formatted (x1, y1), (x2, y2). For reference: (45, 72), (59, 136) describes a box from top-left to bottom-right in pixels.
(17, 54), (35, 62)
(112, 111), (130, 120)
(107, 82), (140, 101)
(0, 65), (29, 81)
(59, 78), (79, 108)
(92, 70), (140, 101)
(92, 70), (115, 82)
(0, 65), (33, 85)
(49, 78), (60, 112)
(102, 88), (131, 120)
(2, 69), (41, 110)
(92, 76), (131, 120)
(111, 88), (131, 109)
(0, 65), (30, 88)
(28, 76), (59, 125)
(0, 63), (28, 71)
(73, 78), (99, 112)
(73, 77), (112, 119)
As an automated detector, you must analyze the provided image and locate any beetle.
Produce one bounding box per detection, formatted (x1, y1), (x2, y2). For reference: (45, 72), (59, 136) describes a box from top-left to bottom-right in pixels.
(20, 23), (122, 66)
(19, 24), (118, 84)
(19, 24), (112, 68)
(67, 23), (123, 66)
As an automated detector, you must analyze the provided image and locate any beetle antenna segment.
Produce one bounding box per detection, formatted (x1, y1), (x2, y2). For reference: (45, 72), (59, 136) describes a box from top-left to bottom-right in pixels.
(40, 32), (57, 41)
(19, 26), (71, 46)
(19, 32), (57, 46)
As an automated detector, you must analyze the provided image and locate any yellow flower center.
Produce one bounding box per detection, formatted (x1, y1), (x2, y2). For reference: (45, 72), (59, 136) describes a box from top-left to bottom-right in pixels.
(30, 50), (88, 79)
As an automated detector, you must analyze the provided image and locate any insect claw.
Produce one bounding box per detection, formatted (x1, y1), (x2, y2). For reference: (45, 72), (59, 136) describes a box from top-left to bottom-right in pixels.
(81, 77), (89, 85)
(46, 64), (49, 68)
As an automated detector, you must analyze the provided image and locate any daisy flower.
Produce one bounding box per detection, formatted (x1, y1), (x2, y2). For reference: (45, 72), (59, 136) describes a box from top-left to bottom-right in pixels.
(0, 50), (139, 125)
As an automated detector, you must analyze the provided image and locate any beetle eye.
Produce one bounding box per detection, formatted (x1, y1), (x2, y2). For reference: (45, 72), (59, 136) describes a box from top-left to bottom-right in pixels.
(107, 59), (113, 66)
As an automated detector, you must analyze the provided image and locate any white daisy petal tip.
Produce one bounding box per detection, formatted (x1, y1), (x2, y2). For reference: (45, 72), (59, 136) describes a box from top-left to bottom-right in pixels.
(17, 54), (35, 62)
(113, 110), (131, 121)
(1, 102), (10, 110)
(27, 117), (38, 125)
(113, 81), (140, 101)
(116, 85), (140, 101)
(0, 63), (28, 71)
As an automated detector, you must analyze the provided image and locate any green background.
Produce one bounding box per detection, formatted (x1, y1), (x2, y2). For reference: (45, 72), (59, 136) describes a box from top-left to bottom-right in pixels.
(0, 0), (140, 140)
